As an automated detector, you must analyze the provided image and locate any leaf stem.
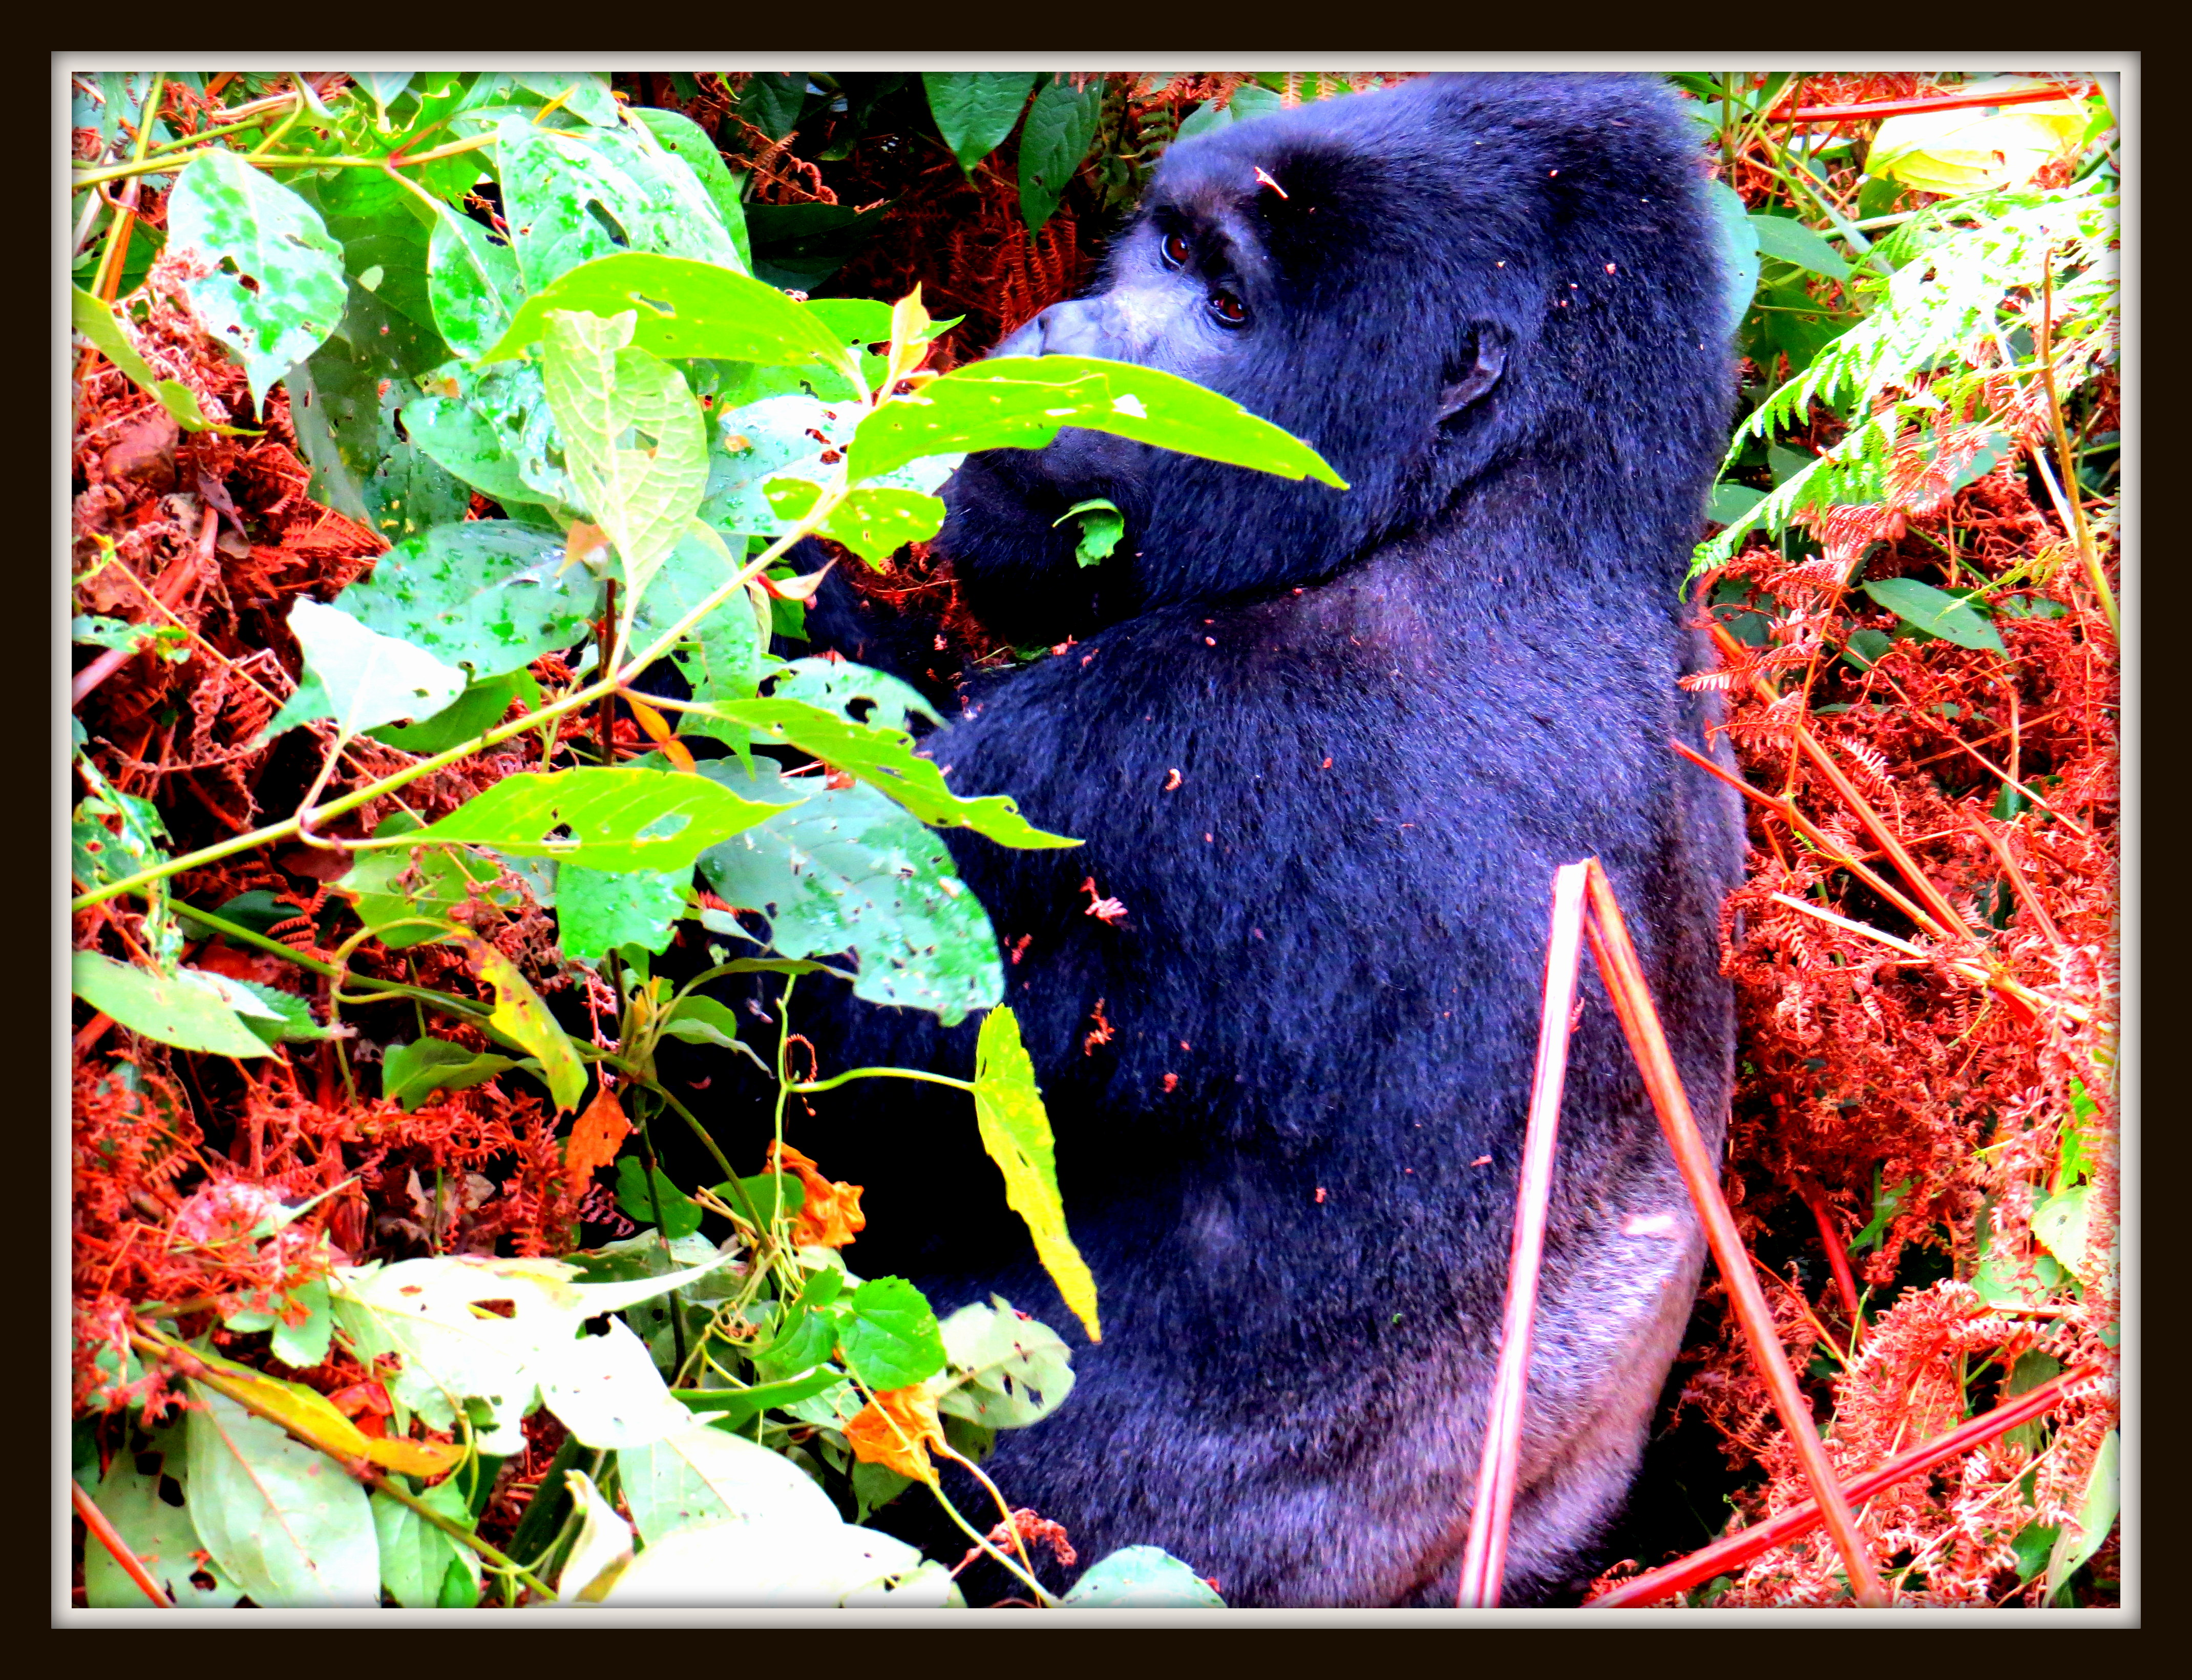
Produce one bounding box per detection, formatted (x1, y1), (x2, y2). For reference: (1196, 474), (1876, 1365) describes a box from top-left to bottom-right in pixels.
(790, 1066), (976, 1097)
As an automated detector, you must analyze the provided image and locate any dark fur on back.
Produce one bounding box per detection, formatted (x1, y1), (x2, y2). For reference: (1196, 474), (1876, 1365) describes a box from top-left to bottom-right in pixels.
(774, 72), (1744, 1606)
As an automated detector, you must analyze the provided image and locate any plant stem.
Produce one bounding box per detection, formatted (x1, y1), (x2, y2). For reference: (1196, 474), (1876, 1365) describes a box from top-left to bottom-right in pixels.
(790, 1066), (975, 1097)
(166, 899), (492, 1019)
(2036, 259), (2117, 638)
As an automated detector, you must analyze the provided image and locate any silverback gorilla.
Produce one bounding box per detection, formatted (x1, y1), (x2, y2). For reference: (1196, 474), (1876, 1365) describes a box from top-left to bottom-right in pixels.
(780, 71), (1745, 1606)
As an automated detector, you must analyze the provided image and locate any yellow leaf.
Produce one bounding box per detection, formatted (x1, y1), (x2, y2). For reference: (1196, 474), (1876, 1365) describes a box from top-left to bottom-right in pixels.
(1869, 94), (2088, 194)
(463, 937), (586, 1111)
(971, 1007), (1100, 1342)
(362, 1437), (466, 1478)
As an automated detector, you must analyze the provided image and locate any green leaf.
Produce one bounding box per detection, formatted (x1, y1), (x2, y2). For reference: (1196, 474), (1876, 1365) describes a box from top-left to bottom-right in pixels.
(694, 761), (1004, 1026)
(1706, 483), (1767, 530)
(1861, 578), (2009, 653)
(341, 522), (600, 678)
(711, 698), (1078, 849)
(339, 830), (516, 950)
(2045, 1429), (2118, 1602)
(557, 865), (690, 963)
(510, 71), (619, 127)
(184, 1381), (380, 1606)
(406, 765), (793, 873)
(381, 1039), (523, 1111)
(259, 598), (469, 743)
(537, 1316), (701, 1448)
(629, 107), (753, 272)
(813, 485), (947, 566)
(82, 1425), (246, 1608)
(372, 1477), (481, 1609)
(850, 354), (1346, 490)
(2032, 1184), (2090, 1272)
(1704, 180), (1763, 339)
(837, 1276), (947, 1392)
(1842, 627), (1894, 672)
(1750, 212), (1853, 282)
(730, 73), (806, 142)
(403, 356), (580, 510)
(372, 668), (540, 754)
(767, 656), (941, 732)
(70, 286), (248, 434)
(539, 308), (710, 610)
(1019, 76), (1103, 232)
(1062, 1545), (1226, 1607)
(72, 614), (189, 661)
(468, 939), (586, 1111)
(1056, 496), (1125, 565)
(678, 1371), (840, 1433)
(71, 951), (271, 1058)
(167, 150), (349, 408)
(972, 1007), (1100, 1342)
(615, 1158), (704, 1239)
(935, 1295), (1076, 1429)
(618, 1424), (840, 1544)
(922, 72), (1039, 173)
(480, 251), (852, 371)
(493, 117), (741, 293)
(427, 204), (523, 362)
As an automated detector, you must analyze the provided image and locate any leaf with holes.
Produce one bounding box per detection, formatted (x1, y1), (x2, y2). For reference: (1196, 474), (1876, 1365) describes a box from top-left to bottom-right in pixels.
(463, 937), (586, 1111)
(167, 150), (349, 407)
(407, 766), (792, 873)
(540, 308), (709, 611)
(259, 598), (469, 744)
(71, 951), (271, 1058)
(695, 762), (1003, 1025)
(850, 354), (1345, 489)
(934, 1295), (1076, 1429)
(81, 1425), (245, 1608)
(557, 864), (691, 964)
(404, 356), (580, 510)
(427, 203), (523, 362)
(481, 251), (849, 370)
(972, 1007), (1099, 1342)
(494, 118), (734, 293)
(338, 521), (601, 678)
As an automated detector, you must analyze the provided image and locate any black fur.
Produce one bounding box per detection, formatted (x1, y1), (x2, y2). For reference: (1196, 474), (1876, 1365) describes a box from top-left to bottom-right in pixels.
(776, 72), (1744, 1606)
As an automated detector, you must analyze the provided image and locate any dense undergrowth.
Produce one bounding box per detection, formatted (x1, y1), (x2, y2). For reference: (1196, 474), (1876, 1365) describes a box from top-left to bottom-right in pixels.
(68, 69), (2119, 1610)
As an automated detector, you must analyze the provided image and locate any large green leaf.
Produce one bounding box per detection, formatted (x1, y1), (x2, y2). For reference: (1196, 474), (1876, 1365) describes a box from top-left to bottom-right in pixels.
(183, 1381), (381, 1606)
(712, 698), (1078, 850)
(557, 864), (690, 962)
(540, 309), (709, 610)
(1751, 212), (1854, 282)
(167, 150), (349, 407)
(493, 116), (740, 293)
(921, 72), (1038, 173)
(850, 354), (1346, 489)
(71, 951), (271, 1058)
(694, 762), (1003, 1026)
(81, 1426), (245, 1608)
(619, 1424), (841, 1545)
(371, 668), (540, 755)
(1019, 75), (1103, 232)
(259, 598), (469, 743)
(403, 355), (579, 510)
(935, 1295), (1076, 1429)
(479, 251), (853, 370)
(972, 1006), (1099, 1342)
(427, 204), (523, 362)
(338, 826), (519, 949)
(1062, 1546), (1226, 1607)
(337, 521), (600, 677)
(380, 1038), (524, 1111)
(1861, 578), (2009, 653)
(836, 1276), (947, 1392)
(628, 106), (753, 272)
(406, 766), (791, 873)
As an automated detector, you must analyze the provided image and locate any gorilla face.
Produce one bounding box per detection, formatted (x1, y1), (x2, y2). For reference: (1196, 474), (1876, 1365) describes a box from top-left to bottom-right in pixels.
(935, 76), (1730, 646)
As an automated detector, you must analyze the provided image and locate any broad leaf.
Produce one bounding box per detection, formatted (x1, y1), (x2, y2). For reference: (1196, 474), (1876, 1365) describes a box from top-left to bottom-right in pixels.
(81, 1427), (245, 1608)
(1862, 578), (2009, 653)
(426, 204), (523, 362)
(934, 1295), (1076, 1429)
(630, 107), (754, 272)
(466, 937), (586, 1111)
(372, 669), (540, 755)
(168, 150), (349, 406)
(1062, 1545), (1226, 1607)
(406, 766), (792, 872)
(494, 117), (739, 293)
(619, 1424), (840, 1544)
(338, 831), (518, 950)
(372, 1477), (481, 1609)
(381, 1038), (523, 1111)
(71, 951), (271, 1058)
(540, 308), (710, 608)
(259, 598), (468, 743)
(972, 1007), (1100, 1342)
(767, 656), (942, 731)
(537, 1316), (700, 1448)
(184, 1381), (380, 1606)
(558, 864), (690, 963)
(837, 1277), (948, 1392)
(599, 1516), (924, 1607)
(1750, 212), (1853, 282)
(338, 521), (601, 677)
(403, 356), (580, 510)
(850, 354), (1346, 489)
(614, 1158), (704, 1240)
(922, 72), (1038, 173)
(480, 251), (853, 371)
(1019, 75), (1103, 232)
(694, 762), (1004, 1026)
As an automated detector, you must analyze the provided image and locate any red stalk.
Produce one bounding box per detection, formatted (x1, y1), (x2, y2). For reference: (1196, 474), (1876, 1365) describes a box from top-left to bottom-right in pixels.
(1579, 858), (1889, 1607)
(72, 1480), (173, 1607)
(1456, 862), (1590, 1607)
(1591, 1364), (2101, 1606)
(1801, 1181), (1865, 1339)
(1777, 84), (2094, 125)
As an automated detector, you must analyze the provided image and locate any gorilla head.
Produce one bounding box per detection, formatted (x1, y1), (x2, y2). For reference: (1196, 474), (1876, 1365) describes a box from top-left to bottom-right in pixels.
(790, 72), (1743, 1607)
(933, 72), (1732, 645)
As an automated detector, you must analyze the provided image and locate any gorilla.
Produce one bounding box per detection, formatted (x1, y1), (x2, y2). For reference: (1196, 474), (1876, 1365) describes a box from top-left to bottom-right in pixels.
(774, 71), (1744, 1607)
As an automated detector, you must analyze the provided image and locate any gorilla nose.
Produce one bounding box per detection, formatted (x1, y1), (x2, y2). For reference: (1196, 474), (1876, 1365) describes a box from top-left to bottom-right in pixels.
(993, 300), (1105, 361)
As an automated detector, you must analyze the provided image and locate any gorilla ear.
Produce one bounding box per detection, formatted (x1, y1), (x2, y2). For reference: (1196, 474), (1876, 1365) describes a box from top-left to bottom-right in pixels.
(1438, 330), (1507, 419)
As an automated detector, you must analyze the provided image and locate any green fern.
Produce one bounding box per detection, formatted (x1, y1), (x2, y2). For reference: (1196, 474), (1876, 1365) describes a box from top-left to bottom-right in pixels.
(1693, 179), (2117, 577)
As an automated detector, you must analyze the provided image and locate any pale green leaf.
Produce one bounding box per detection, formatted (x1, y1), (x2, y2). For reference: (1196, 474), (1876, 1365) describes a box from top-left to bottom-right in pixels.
(405, 765), (792, 872)
(619, 1425), (840, 1545)
(258, 598), (469, 743)
(934, 1295), (1076, 1429)
(338, 521), (599, 677)
(537, 1316), (700, 1448)
(184, 1381), (380, 1606)
(71, 951), (271, 1058)
(480, 251), (852, 370)
(372, 1477), (480, 1609)
(426, 205), (522, 362)
(82, 1426), (245, 1608)
(599, 1517), (923, 1607)
(1062, 1545), (1226, 1607)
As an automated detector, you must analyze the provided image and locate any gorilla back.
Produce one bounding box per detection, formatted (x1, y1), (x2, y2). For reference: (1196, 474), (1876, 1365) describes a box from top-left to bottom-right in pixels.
(789, 72), (1744, 1606)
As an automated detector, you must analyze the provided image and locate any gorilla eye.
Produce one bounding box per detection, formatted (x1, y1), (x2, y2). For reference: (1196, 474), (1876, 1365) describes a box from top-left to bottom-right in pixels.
(1207, 290), (1248, 327)
(1161, 231), (1192, 269)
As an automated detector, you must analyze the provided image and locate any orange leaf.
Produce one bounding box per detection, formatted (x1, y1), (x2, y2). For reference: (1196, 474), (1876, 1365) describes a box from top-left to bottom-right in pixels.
(626, 694), (699, 774)
(844, 1385), (944, 1483)
(566, 1084), (632, 1178)
(768, 1141), (867, 1248)
(566, 521), (612, 568)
